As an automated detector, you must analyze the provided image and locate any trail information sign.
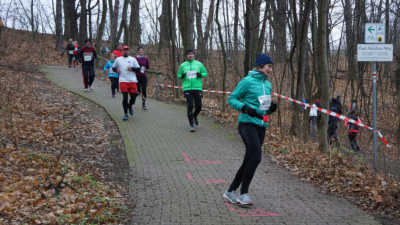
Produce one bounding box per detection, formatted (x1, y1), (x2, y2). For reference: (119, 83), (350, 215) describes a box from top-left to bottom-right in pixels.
(365, 23), (385, 43)
(357, 44), (393, 62)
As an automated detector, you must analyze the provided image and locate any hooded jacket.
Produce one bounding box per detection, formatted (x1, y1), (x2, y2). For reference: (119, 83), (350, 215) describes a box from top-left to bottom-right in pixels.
(177, 59), (207, 91)
(228, 70), (274, 128)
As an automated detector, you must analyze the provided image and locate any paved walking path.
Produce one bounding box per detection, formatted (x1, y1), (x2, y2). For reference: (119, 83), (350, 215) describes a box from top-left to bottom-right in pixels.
(42, 65), (379, 225)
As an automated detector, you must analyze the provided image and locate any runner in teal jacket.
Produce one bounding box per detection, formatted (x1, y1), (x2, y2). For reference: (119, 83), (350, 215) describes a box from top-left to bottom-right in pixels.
(177, 49), (207, 132)
(223, 53), (277, 206)
(227, 70), (275, 128)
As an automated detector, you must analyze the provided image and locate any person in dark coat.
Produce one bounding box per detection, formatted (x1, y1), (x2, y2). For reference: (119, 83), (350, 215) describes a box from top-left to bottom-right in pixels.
(327, 98), (342, 144)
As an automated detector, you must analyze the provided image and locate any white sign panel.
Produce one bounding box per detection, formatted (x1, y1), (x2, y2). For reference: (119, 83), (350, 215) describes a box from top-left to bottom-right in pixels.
(365, 23), (385, 43)
(357, 44), (393, 62)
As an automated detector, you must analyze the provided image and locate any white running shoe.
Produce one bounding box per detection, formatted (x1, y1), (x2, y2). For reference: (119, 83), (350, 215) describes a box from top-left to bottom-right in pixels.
(89, 86), (94, 90)
(237, 193), (253, 205)
(223, 190), (238, 203)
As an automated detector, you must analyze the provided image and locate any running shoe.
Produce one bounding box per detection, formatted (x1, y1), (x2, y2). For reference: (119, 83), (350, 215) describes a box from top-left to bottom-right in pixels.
(112, 94), (115, 98)
(123, 115), (129, 121)
(194, 116), (199, 126)
(237, 193), (253, 205)
(89, 86), (94, 90)
(129, 106), (134, 115)
(190, 125), (195, 132)
(84, 88), (88, 92)
(223, 190), (238, 203)
(142, 105), (147, 110)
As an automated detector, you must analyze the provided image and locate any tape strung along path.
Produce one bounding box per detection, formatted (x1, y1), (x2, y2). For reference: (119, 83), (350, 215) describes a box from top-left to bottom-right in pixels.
(42, 65), (378, 224)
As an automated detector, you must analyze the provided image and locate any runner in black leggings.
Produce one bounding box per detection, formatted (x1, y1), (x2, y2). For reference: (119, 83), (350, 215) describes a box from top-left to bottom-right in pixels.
(223, 53), (277, 205)
(177, 49), (207, 132)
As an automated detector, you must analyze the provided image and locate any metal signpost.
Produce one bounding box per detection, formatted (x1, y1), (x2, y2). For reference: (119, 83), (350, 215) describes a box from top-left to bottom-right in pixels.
(357, 23), (393, 173)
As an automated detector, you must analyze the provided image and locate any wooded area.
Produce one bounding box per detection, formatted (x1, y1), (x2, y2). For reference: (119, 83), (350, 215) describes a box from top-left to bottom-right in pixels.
(1, 0), (400, 166)
(1, 0), (400, 158)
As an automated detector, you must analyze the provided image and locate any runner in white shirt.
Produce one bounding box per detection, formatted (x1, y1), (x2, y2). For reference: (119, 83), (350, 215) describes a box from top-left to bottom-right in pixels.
(112, 46), (141, 121)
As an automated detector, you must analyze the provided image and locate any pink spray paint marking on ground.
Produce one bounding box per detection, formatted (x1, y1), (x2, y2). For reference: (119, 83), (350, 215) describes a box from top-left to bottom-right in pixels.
(186, 173), (228, 184)
(224, 202), (280, 217)
(182, 152), (223, 165)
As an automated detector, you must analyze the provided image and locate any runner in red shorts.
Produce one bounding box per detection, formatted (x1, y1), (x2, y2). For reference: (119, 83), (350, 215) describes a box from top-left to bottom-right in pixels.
(112, 46), (141, 120)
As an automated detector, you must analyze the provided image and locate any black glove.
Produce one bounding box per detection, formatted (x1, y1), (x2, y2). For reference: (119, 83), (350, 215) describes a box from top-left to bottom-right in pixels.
(181, 73), (186, 79)
(241, 105), (262, 119)
(131, 67), (141, 72)
(196, 72), (202, 78)
(269, 102), (277, 113)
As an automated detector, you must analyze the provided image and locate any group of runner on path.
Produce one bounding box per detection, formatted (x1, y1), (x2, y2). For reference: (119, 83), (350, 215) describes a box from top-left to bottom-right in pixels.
(63, 40), (362, 206)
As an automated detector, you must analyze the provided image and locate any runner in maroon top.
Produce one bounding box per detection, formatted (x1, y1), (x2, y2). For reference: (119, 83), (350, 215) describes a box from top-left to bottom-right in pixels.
(135, 46), (150, 110)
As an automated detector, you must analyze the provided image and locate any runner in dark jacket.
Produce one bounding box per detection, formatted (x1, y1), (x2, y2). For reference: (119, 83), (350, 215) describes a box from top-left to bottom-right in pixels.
(78, 39), (97, 91)
(65, 39), (75, 68)
(327, 98), (342, 144)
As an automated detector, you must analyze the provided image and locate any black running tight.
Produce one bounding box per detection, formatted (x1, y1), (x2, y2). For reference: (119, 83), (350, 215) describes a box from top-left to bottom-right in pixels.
(228, 123), (266, 195)
(184, 90), (202, 125)
(122, 92), (138, 114)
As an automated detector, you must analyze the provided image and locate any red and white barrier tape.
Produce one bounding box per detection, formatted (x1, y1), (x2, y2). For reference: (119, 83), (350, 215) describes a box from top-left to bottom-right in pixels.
(156, 84), (232, 94)
(156, 84), (391, 148)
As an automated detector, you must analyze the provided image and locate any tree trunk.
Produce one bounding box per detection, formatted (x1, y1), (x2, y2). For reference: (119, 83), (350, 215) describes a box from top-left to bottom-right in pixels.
(272, 0), (287, 63)
(159, 0), (170, 49)
(55, 0), (63, 50)
(79, 0), (88, 45)
(63, 0), (78, 41)
(88, 0), (92, 41)
(87, 0), (99, 41)
(344, 0), (356, 100)
(243, 0), (260, 76)
(317, 0), (330, 152)
(178, 0), (194, 51)
(129, 0), (141, 47)
(216, 0), (227, 112)
(290, 0), (311, 137)
(95, 0), (107, 55)
(110, 0), (119, 45)
(194, 0), (214, 62)
(233, 0), (239, 52)
(30, 0), (35, 40)
(114, 0), (129, 47)
(168, 0), (180, 98)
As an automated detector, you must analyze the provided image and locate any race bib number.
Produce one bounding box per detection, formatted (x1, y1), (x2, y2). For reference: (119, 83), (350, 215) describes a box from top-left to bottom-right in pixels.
(258, 95), (271, 110)
(140, 66), (145, 73)
(68, 50), (73, 54)
(187, 71), (197, 79)
(84, 55), (92, 61)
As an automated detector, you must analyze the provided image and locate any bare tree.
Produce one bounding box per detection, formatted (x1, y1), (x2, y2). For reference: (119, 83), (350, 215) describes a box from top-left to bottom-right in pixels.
(63, 0), (78, 41)
(178, 0), (194, 51)
(109, 0), (119, 46)
(79, 0), (88, 45)
(271, 0), (287, 63)
(194, 0), (215, 62)
(95, 0), (107, 55)
(159, 0), (171, 49)
(290, 0), (311, 138)
(216, 0), (227, 112)
(129, 0), (141, 46)
(243, 0), (261, 76)
(317, 0), (330, 152)
(55, 0), (63, 50)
